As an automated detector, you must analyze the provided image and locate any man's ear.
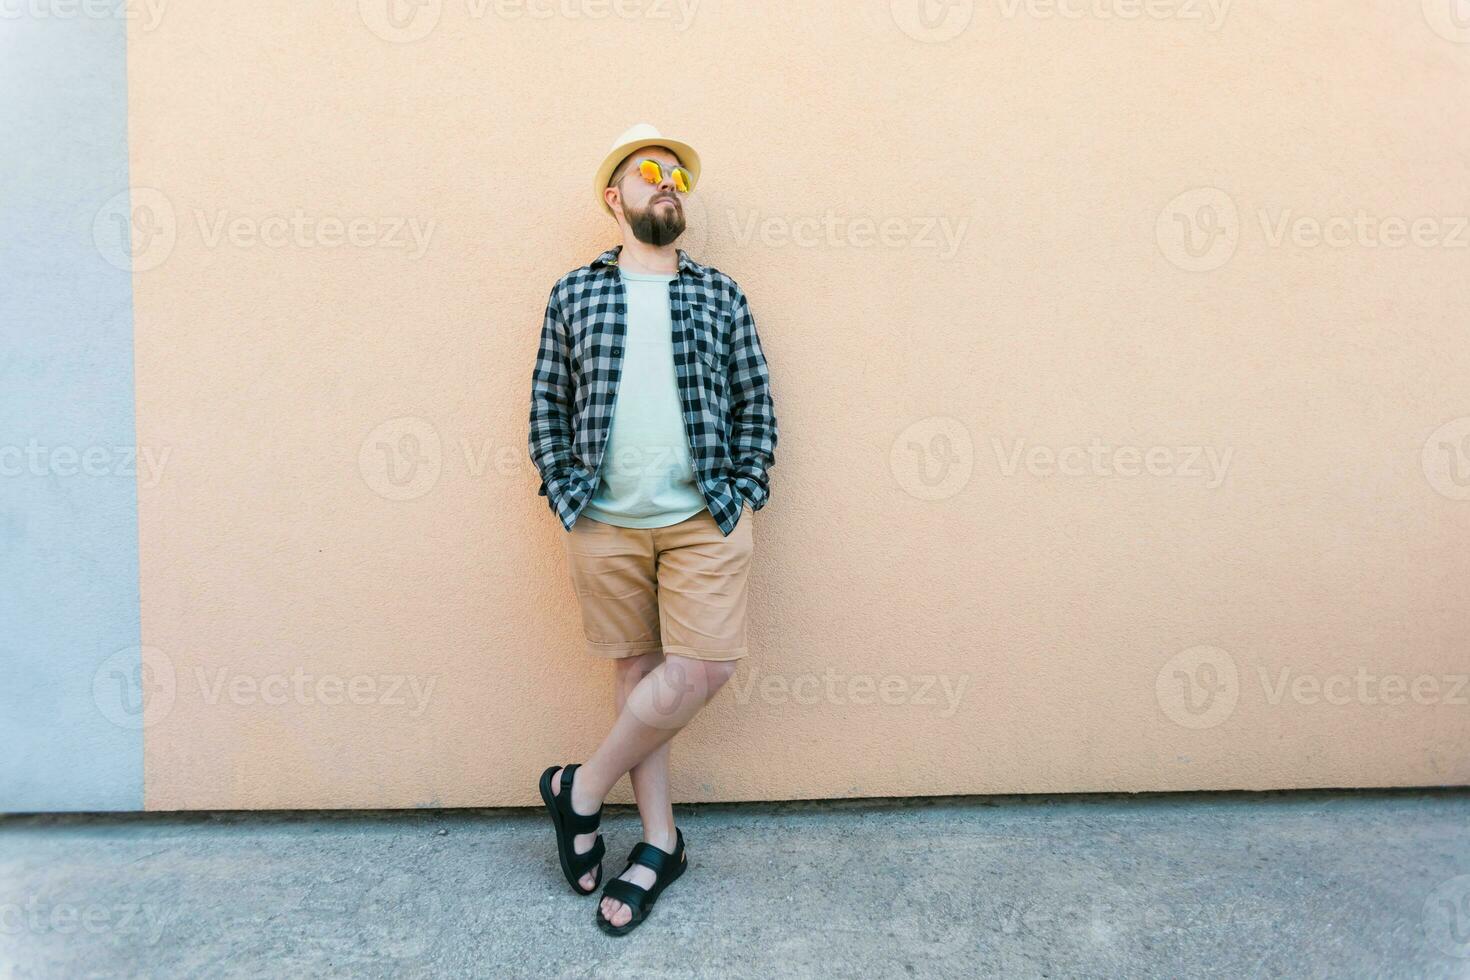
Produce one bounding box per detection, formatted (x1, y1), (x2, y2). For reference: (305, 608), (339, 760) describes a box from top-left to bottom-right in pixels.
(604, 184), (622, 219)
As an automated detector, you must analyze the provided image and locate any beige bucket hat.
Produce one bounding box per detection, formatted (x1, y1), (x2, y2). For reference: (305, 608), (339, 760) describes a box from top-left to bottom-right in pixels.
(594, 122), (701, 217)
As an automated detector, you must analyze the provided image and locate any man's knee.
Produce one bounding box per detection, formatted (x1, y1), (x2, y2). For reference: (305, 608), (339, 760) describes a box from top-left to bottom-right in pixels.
(613, 650), (663, 692)
(700, 659), (739, 691)
(662, 654), (738, 695)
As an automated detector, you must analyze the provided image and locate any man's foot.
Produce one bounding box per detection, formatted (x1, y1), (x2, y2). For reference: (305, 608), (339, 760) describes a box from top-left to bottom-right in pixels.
(552, 766), (602, 892)
(599, 828), (679, 927)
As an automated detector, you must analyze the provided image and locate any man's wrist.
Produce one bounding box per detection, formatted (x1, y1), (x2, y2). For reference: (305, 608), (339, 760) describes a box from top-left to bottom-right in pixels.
(733, 475), (768, 510)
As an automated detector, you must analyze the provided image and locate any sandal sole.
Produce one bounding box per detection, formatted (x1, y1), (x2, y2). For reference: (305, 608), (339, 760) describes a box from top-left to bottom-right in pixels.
(539, 765), (601, 896)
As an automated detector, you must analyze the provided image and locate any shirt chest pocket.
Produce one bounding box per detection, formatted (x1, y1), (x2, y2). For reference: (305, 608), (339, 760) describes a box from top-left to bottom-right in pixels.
(688, 306), (725, 375)
(690, 329), (730, 417)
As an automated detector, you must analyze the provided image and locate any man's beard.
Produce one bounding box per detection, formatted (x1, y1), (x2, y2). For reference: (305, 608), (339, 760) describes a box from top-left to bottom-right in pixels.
(625, 195), (686, 247)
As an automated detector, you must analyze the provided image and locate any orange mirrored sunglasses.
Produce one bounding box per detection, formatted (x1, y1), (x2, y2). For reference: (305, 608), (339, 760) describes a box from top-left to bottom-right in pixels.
(632, 158), (694, 194)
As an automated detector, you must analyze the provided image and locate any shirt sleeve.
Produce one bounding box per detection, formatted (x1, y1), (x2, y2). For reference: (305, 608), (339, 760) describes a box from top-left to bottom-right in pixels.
(528, 283), (576, 495)
(726, 282), (778, 510)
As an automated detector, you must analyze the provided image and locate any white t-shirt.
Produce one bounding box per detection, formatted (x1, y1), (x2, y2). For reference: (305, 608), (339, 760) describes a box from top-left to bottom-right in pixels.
(580, 268), (707, 528)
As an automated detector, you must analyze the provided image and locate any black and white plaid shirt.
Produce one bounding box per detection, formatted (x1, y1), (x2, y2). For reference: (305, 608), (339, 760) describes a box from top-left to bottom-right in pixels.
(528, 245), (778, 536)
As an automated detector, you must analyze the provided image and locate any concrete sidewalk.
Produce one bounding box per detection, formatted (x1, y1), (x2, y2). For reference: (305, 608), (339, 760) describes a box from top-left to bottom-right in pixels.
(1, 788), (1467, 978)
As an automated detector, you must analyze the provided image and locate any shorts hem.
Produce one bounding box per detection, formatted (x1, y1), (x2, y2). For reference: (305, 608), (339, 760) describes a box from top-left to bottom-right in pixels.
(584, 639), (664, 659)
(661, 644), (747, 662)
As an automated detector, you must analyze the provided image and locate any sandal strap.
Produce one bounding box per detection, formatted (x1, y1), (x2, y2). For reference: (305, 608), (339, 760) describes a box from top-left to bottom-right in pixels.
(601, 877), (649, 911)
(557, 764), (603, 834)
(567, 833), (606, 878)
(626, 841), (672, 877)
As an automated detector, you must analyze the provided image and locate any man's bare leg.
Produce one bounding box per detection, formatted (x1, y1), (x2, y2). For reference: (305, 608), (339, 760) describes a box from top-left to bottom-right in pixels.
(618, 652), (676, 858)
(559, 652), (739, 926)
(551, 650), (668, 892)
(618, 652), (677, 923)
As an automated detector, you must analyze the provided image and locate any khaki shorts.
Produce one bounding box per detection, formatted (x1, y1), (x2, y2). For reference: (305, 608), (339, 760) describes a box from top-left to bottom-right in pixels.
(562, 501), (756, 662)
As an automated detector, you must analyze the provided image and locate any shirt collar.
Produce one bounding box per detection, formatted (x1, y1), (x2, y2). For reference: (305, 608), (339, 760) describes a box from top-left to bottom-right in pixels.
(591, 244), (707, 277)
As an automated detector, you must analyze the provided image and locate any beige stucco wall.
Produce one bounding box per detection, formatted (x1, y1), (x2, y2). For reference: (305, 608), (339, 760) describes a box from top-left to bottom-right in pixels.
(129, 0), (1470, 809)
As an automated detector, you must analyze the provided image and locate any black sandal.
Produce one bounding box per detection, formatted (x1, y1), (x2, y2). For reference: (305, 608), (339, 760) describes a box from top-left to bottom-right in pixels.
(595, 828), (688, 936)
(538, 763), (606, 895)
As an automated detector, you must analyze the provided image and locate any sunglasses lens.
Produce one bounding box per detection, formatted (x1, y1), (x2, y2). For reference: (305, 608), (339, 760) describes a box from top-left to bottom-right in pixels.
(638, 160), (663, 183)
(672, 168), (690, 193)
